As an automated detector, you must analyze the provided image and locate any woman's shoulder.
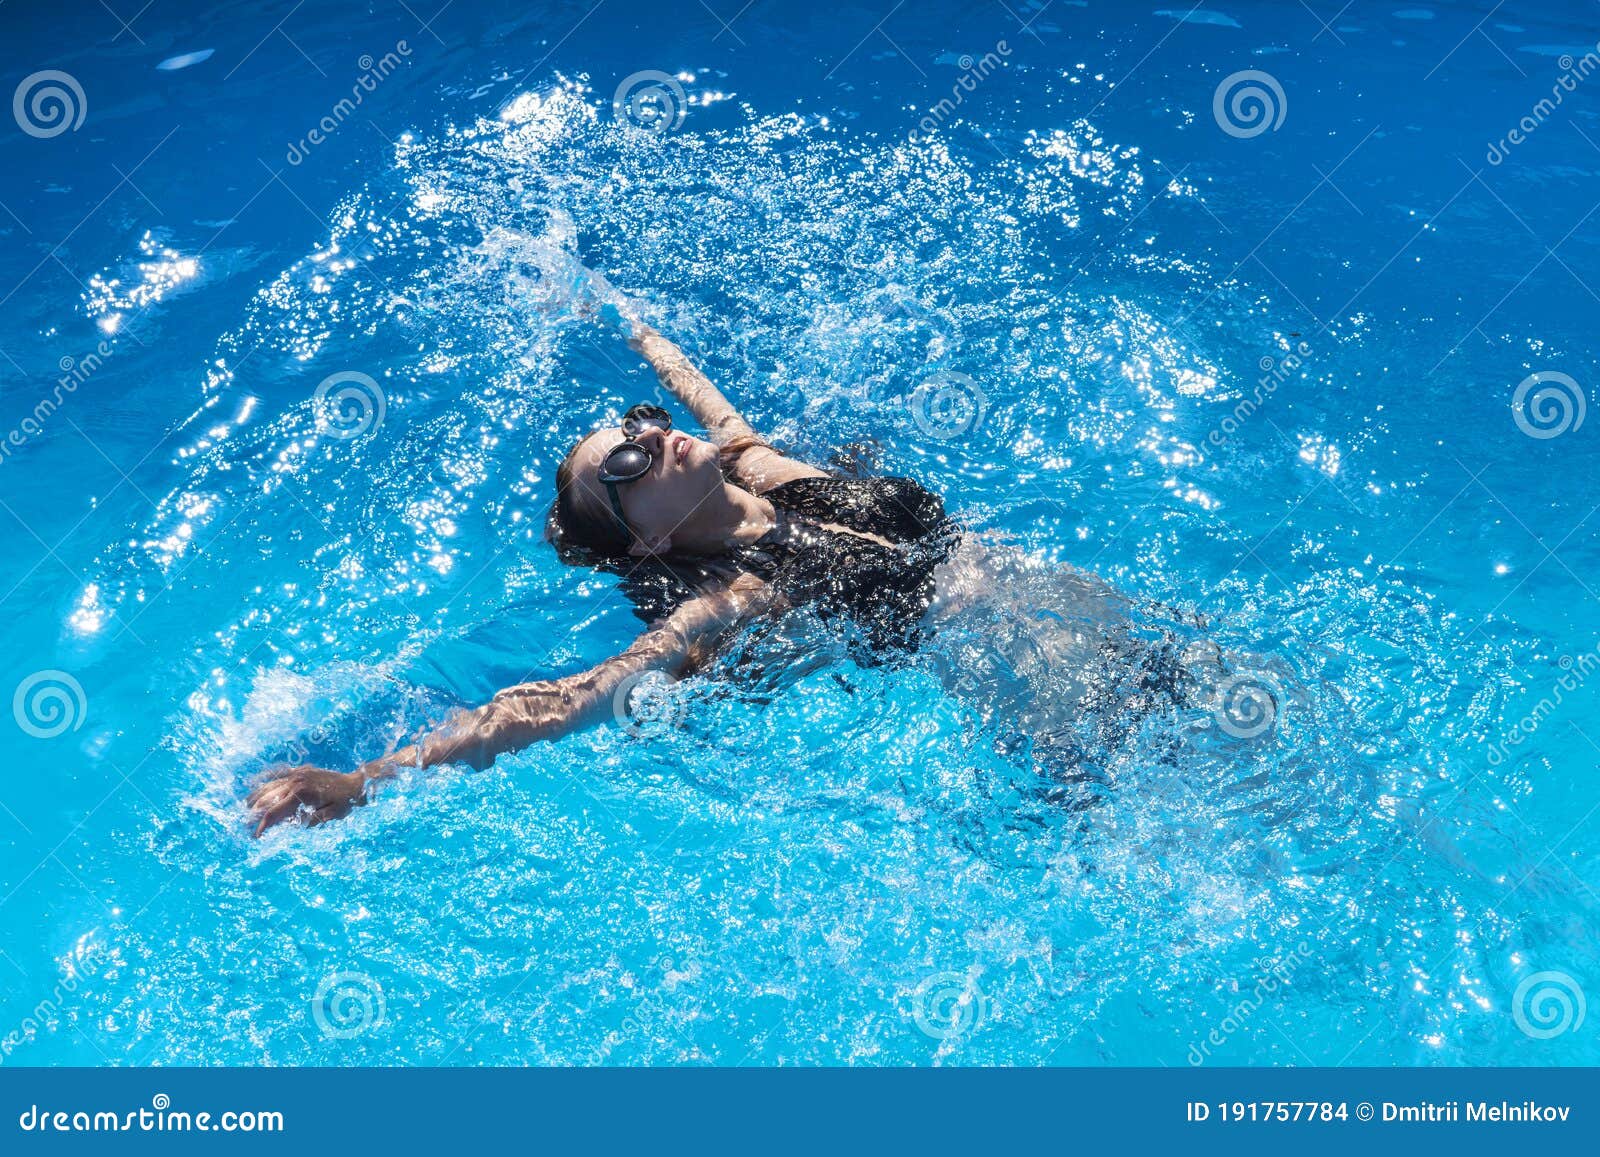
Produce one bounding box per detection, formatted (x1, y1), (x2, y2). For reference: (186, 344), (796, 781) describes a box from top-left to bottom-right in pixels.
(726, 441), (830, 494)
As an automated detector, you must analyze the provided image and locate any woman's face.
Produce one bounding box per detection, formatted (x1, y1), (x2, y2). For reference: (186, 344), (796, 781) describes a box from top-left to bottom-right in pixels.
(572, 421), (724, 554)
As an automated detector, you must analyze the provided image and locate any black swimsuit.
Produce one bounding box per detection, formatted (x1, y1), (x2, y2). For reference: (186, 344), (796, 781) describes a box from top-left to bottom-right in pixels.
(616, 475), (956, 652)
(730, 476), (957, 650)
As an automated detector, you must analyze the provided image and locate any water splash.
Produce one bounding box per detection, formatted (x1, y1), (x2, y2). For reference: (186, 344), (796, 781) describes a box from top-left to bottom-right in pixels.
(60, 77), (1580, 1066)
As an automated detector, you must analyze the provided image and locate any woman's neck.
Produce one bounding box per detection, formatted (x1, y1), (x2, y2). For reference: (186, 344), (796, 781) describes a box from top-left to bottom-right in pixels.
(673, 483), (776, 553)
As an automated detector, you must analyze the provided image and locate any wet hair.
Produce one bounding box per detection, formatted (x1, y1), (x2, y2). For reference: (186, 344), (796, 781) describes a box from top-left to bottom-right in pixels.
(544, 425), (771, 622)
(548, 434), (630, 559)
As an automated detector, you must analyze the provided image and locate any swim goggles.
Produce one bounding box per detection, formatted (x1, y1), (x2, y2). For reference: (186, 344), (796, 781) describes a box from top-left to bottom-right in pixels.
(597, 403), (673, 537)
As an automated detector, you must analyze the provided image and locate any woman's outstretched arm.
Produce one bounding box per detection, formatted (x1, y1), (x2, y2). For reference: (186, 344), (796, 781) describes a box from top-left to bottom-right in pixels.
(247, 577), (773, 836)
(625, 318), (756, 446)
(576, 267), (750, 444)
(579, 263), (825, 492)
(616, 315), (826, 493)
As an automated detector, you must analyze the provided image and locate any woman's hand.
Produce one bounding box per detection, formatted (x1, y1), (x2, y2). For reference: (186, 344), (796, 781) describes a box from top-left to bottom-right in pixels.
(243, 685), (586, 837)
(239, 648), (713, 835)
(247, 765), (367, 837)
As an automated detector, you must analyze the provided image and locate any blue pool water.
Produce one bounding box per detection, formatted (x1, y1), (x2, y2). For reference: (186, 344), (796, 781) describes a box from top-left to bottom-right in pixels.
(1, 0), (1597, 1066)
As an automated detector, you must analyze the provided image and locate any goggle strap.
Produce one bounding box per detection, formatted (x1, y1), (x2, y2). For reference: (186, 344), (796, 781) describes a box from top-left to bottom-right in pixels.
(604, 480), (632, 542)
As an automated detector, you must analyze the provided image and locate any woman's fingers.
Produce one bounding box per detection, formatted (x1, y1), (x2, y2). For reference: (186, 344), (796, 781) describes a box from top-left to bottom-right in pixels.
(245, 777), (281, 809)
(247, 782), (286, 815)
(248, 766), (362, 837)
(252, 790), (319, 837)
(248, 769), (312, 837)
(246, 764), (302, 808)
(252, 797), (297, 838)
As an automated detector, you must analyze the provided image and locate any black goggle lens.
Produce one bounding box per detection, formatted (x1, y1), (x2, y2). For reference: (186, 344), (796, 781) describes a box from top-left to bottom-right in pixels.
(622, 404), (672, 439)
(598, 405), (674, 484)
(599, 443), (651, 483)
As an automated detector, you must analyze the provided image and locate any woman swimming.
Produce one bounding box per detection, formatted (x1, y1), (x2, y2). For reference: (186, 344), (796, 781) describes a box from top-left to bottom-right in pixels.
(247, 291), (964, 835)
(246, 261), (1293, 838)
